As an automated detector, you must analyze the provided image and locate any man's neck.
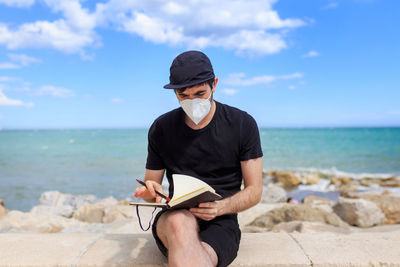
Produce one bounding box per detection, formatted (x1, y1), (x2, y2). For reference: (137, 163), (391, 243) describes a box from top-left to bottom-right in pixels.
(185, 101), (216, 130)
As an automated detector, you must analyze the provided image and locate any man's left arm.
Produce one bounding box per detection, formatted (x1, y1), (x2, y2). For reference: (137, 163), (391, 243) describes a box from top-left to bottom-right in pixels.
(190, 156), (263, 221)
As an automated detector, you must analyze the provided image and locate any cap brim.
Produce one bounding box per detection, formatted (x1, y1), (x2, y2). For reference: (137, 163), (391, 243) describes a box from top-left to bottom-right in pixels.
(163, 76), (215, 89)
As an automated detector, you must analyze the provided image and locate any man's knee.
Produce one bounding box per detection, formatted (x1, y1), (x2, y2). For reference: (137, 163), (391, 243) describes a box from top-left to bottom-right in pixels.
(164, 210), (197, 233)
(157, 210), (198, 242)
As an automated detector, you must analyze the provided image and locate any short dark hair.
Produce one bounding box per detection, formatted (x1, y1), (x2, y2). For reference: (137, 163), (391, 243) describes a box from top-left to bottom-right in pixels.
(174, 78), (214, 94)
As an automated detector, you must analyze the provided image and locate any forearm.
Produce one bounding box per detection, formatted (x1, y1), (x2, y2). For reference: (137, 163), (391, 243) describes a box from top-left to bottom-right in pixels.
(216, 157), (263, 216)
(216, 184), (262, 216)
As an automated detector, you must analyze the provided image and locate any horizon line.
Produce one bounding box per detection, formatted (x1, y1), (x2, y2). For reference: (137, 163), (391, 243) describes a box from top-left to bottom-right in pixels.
(1, 125), (400, 131)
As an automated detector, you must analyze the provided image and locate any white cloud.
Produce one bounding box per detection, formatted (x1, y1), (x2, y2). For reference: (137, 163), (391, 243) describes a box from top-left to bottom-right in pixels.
(0, 0), (35, 8)
(222, 89), (239, 96)
(0, 86), (34, 107)
(288, 85), (297, 90)
(0, 53), (41, 69)
(0, 20), (98, 54)
(43, 0), (97, 30)
(36, 85), (75, 98)
(214, 30), (287, 56)
(0, 0), (307, 56)
(121, 12), (185, 45)
(0, 62), (19, 69)
(8, 54), (41, 66)
(0, 0), (98, 55)
(99, 0), (306, 56)
(162, 2), (189, 15)
(224, 72), (303, 87)
(322, 2), (339, 10)
(0, 76), (17, 82)
(302, 50), (320, 58)
(111, 97), (124, 103)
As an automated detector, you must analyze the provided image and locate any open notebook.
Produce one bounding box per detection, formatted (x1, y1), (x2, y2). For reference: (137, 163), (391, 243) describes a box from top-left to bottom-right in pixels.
(130, 174), (222, 209)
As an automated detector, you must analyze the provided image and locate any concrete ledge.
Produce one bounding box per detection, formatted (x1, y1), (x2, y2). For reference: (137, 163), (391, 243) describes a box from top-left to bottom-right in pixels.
(0, 232), (400, 266)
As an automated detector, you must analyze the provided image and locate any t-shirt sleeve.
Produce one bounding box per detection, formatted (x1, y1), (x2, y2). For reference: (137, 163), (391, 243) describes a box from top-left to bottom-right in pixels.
(239, 113), (263, 161)
(145, 120), (165, 170)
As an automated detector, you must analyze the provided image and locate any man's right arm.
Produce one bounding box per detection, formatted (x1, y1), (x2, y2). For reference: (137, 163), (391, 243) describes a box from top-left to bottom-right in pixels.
(134, 169), (165, 203)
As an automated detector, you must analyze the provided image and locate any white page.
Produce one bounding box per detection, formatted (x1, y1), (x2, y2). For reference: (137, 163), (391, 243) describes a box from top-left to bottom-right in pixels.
(170, 174), (214, 202)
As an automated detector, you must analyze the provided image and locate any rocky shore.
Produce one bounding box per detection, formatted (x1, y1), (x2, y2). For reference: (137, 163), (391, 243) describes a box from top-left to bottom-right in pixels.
(1, 170), (400, 235)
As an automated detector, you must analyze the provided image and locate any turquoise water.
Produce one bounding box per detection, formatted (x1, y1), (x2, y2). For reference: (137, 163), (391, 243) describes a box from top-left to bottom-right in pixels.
(0, 128), (399, 211)
(260, 128), (400, 173)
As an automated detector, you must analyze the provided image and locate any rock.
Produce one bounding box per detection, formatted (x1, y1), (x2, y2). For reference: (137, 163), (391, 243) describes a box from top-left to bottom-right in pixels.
(102, 208), (125, 224)
(303, 195), (331, 205)
(342, 190), (400, 224)
(96, 196), (118, 207)
(39, 191), (98, 211)
(272, 221), (352, 234)
(338, 183), (359, 193)
(261, 187), (287, 203)
(303, 195), (333, 213)
(72, 205), (105, 223)
(301, 173), (320, 185)
(238, 203), (285, 229)
(248, 204), (348, 231)
(72, 196), (123, 224)
(330, 177), (359, 192)
(0, 211), (86, 233)
(30, 205), (74, 218)
(35, 191), (100, 219)
(103, 205), (134, 224)
(270, 171), (301, 187)
(117, 200), (130, 205)
(0, 226), (23, 233)
(263, 171), (274, 177)
(333, 197), (385, 227)
(380, 177), (400, 188)
(0, 199), (8, 219)
(358, 177), (400, 188)
(360, 178), (381, 187)
(330, 177), (351, 186)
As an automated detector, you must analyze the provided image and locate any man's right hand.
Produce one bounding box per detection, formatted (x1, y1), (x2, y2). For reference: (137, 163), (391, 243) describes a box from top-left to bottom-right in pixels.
(134, 180), (164, 203)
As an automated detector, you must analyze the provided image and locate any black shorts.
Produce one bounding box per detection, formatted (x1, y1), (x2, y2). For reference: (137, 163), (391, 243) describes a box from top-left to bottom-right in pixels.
(152, 210), (241, 267)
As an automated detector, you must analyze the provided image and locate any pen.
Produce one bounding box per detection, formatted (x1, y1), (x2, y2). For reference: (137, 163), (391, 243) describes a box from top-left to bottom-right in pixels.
(136, 179), (171, 202)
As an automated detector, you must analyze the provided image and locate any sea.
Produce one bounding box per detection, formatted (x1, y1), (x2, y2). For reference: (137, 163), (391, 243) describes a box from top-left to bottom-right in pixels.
(1, 127), (399, 211)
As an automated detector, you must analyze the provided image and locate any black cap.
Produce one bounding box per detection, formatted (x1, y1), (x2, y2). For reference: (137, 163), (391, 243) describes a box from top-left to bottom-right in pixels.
(163, 51), (215, 89)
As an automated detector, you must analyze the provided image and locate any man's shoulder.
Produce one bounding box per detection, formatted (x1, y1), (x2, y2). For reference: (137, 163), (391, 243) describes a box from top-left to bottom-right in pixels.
(153, 107), (182, 124)
(216, 101), (254, 122)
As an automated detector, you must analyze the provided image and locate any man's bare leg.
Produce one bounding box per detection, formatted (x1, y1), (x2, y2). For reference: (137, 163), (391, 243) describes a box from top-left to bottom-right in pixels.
(156, 210), (218, 267)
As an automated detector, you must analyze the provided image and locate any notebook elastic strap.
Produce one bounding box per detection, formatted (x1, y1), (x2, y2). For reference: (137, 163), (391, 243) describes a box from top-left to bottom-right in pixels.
(136, 205), (157, 231)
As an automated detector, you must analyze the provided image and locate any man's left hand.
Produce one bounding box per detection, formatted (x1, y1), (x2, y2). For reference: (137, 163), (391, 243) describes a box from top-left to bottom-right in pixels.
(189, 201), (220, 221)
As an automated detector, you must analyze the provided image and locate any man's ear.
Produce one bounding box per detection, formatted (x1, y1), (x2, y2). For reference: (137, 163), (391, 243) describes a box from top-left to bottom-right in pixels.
(212, 77), (218, 93)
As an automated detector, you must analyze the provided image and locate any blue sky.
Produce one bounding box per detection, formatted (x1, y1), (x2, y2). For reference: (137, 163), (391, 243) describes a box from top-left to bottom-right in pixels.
(0, 0), (399, 129)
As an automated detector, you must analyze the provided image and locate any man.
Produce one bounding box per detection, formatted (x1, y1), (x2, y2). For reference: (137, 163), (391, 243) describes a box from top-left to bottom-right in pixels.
(135, 50), (263, 267)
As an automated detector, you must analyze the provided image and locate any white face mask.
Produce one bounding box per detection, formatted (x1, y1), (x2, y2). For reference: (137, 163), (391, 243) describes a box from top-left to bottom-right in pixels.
(180, 91), (212, 125)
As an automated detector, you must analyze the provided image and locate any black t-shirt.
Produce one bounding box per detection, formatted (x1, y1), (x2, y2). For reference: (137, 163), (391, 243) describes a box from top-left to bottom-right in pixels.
(146, 101), (263, 198)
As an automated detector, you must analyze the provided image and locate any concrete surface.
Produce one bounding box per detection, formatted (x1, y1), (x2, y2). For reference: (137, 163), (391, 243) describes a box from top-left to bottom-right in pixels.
(0, 232), (400, 266)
